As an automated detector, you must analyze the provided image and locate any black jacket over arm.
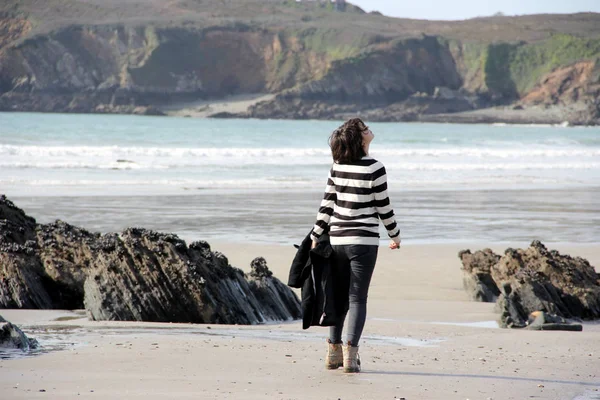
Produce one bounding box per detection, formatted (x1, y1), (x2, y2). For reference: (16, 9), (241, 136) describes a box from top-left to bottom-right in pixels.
(288, 232), (348, 330)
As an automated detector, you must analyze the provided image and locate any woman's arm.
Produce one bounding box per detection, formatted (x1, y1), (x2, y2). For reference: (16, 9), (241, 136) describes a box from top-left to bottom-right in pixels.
(372, 165), (400, 246)
(311, 168), (336, 244)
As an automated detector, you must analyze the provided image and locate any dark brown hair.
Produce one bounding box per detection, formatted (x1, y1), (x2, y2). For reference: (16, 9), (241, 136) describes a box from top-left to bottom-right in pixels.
(329, 118), (367, 164)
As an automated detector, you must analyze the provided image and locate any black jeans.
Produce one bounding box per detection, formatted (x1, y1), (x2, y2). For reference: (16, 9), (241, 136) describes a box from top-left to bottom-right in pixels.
(329, 244), (378, 347)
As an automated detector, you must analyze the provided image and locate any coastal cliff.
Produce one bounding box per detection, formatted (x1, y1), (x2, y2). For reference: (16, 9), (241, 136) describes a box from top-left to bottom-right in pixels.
(0, 0), (599, 124)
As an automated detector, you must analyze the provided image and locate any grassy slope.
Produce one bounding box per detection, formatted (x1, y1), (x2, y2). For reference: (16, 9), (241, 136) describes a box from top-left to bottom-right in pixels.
(5, 1), (600, 41)
(509, 34), (600, 94)
(442, 34), (600, 98)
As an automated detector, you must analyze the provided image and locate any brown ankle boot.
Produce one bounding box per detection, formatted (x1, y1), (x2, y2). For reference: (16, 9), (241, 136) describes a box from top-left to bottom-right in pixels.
(325, 339), (343, 370)
(342, 342), (361, 373)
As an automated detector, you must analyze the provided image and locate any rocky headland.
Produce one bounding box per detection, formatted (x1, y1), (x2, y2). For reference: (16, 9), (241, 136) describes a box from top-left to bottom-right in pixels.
(0, 195), (301, 324)
(0, 1), (599, 125)
(459, 241), (600, 329)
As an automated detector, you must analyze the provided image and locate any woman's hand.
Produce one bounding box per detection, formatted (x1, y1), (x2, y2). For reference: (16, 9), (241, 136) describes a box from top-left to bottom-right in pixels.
(311, 240), (318, 249)
(389, 237), (401, 250)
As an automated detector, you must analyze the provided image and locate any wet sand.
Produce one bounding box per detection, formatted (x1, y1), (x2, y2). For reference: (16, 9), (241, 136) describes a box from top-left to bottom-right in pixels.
(1, 243), (599, 399)
(11, 186), (600, 246)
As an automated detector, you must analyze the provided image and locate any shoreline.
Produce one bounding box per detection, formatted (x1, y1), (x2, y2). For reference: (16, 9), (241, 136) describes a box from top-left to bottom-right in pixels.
(6, 187), (600, 246)
(6, 182), (600, 195)
(417, 104), (596, 126)
(2, 103), (598, 126)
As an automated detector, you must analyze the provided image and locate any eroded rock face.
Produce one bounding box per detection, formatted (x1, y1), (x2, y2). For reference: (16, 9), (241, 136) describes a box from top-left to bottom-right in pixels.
(458, 248), (501, 302)
(248, 37), (465, 121)
(0, 194), (100, 309)
(82, 231), (301, 324)
(522, 61), (599, 106)
(0, 197), (301, 324)
(459, 241), (600, 328)
(0, 196), (53, 309)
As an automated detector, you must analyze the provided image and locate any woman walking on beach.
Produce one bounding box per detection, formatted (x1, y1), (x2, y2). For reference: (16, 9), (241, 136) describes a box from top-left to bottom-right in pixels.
(311, 118), (401, 373)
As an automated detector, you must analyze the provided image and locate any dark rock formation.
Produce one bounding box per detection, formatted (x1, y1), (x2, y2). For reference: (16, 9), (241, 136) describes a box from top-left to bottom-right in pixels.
(0, 196), (301, 324)
(82, 233), (301, 324)
(458, 248), (501, 302)
(459, 241), (600, 329)
(244, 89), (481, 122)
(0, 194), (99, 310)
(250, 257), (273, 279)
(0, 314), (38, 351)
(0, 196), (54, 309)
(247, 257), (300, 323)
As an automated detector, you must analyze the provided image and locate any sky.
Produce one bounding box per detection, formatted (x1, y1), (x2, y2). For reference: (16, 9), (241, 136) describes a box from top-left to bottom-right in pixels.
(349, 0), (600, 20)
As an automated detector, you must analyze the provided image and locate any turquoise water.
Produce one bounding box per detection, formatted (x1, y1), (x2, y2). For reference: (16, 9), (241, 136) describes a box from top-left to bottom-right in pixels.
(1, 112), (600, 244)
(2, 112), (600, 194)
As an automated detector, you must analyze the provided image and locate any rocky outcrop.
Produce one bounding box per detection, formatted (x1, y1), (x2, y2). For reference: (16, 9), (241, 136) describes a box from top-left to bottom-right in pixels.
(0, 91), (166, 115)
(245, 86), (480, 122)
(0, 196), (301, 324)
(0, 314), (38, 351)
(459, 241), (600, 328)
(358, 88), (482, 122)
(0, 196), (54, 309)
(82, 233), (301, 324)
(458, 248), (501, 302)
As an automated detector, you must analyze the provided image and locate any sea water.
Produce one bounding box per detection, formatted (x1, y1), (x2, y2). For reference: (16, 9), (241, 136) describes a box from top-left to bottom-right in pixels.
(1, 112), (599, 244)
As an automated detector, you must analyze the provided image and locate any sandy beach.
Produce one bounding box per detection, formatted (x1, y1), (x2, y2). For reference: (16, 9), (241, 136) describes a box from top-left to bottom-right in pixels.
(1, 242), (598, 400)
(159, 94), (275, 118)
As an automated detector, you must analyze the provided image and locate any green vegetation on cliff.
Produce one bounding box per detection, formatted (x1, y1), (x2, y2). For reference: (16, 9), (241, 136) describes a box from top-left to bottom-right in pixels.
(442, 34), (600, 99)
(509, 34), (600, 94)
(270, 26), (384, 87)
(484, 43), (519, 98)
(298, 27), (367, 61)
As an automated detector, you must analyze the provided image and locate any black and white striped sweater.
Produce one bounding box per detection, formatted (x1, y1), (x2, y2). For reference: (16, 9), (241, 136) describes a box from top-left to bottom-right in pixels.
(311, 156), (400, 246)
